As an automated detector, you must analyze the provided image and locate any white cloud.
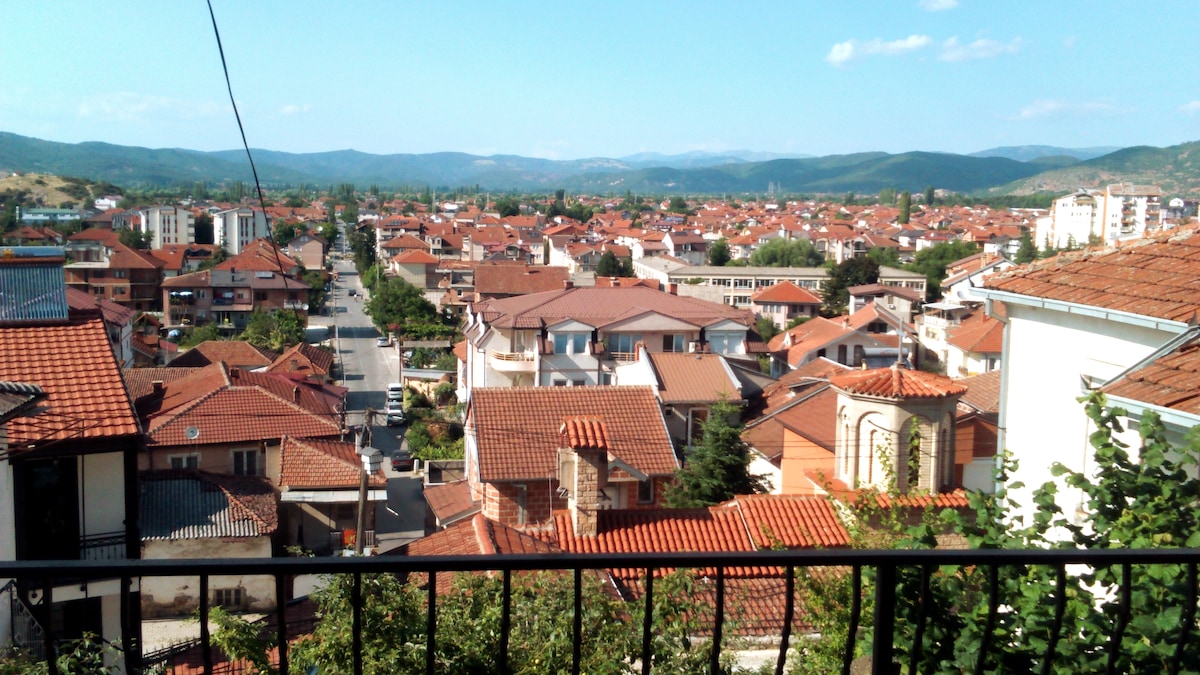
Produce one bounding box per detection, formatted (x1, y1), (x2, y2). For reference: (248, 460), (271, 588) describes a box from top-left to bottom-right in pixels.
(1063, 35), (1077, 48)
(825, 35), (931, 66)
(279, 103), (312, 116)
(919, 0), (958, 10)
(939, 36), (1022, 62)
(1012, 99), (1121, 120)
(77, 92), (223, 122)
(1181, 101), (1200, 115)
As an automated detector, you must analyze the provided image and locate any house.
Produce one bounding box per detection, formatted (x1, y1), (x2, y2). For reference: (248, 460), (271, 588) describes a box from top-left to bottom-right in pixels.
(161, 267), (310, 330)
(465, 387), (678, 526)
(139, 471), (278, 617)
(767, 316), (885, 375)
(65, 286), (136, 368)
(750, 281), (822, 330)
(168, 340), (278, 370)
(954, 370), (1001, 491)
(613, 349), (747, 448)
(212, 207), (270, 255)
(463, 285), (756, 389)
(664, 265), (828, 310)
(472, 264), (570, 301)
(847, 283), (922, 318)
(264, 341), (336, 384)
(977, 227), (1200, 525)
(63, 236), (165, 312)
(0, 248), (143, 660)
(939, 252), (1013, 304)
(284, 232), (327, 270)
(276, 437), (387, 555)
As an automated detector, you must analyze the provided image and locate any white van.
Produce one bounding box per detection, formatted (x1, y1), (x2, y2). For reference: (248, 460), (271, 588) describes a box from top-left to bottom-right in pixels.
(386, 382), (403, 402)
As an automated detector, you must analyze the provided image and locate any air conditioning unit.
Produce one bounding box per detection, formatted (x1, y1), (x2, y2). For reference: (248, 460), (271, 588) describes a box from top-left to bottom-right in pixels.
(688, 341), (699, 353)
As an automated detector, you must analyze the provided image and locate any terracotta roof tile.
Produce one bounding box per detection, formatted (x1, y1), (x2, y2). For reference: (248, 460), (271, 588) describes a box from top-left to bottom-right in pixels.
(957, 370), (1002, 414)
(278, 437), (386, 490)
(750, 281), (822, 305)
(945, 310), (1004, 354)
(648, 352), (741, 404)
(472, 286), (753, 331)
(423, 479), (481, 526)
(726, 493), (851, 549)
(0, 317), (140, 446)
(470, 386), (676, 481)
(122, 367), (196, 402)
(560, 416), (610, 450)
(265, 342), (334, 378)
(140, 470), (278, 540)
(171, 340), (278, 369)
(830, 365), (967, 400)
(473, 265), (570, 296)
(1102, 331), (1200, 414)
(984, 227), (1200, 323)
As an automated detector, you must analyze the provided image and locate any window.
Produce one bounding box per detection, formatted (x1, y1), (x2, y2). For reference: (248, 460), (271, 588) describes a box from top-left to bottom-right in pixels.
(707, 332), (743, 354)
(214, 588), (243, 609)
(254, 291), (267, 301)
(169, 454), (199, 470)
(515, 484), (528, 525)
(610, 333), (642, 353)
(689, 408), (708, 444)
(571, 379), (585, 387)
(553, 333), (589, 354)
(637, 480), (654, 504)
(599, 372), (612, 385)
(113, 270), (127, 279)
(233, 449), (258, 476)
(662, 334), (685, 352)
(554, 334), (568, 354)
(553, 379), (567, 387)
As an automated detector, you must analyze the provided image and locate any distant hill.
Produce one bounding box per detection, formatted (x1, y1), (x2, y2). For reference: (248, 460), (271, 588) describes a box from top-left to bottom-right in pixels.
(971, 145), (1122, 162)
(2, 130), (1194, 196)
(998, 140), (1200, 196)
(619, 150), (812, 169)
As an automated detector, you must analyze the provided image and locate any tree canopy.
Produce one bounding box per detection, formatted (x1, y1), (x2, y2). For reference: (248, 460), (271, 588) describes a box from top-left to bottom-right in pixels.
(595, 250), (633, 277)
(903, 240), (979, 301)
(748, 237), (824, 268)
(665, 399), (768, 508)
(707, 238), (731, 266)
(821, 256), (879, 316)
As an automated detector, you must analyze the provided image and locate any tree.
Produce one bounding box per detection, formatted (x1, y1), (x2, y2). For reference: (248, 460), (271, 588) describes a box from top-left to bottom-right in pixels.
(903, 240), (979, 302)
(843, 191), (855, 206)
(866, 245), (902, 268)
(923, 185), (936, 206)
(194, 212), (214, 245)
(365, 277), (443, 335)
(755, 315), (780, 342)
(897, 191), (911, 224)
(821, 256), (879, 316)
(1014, 230), (1037, 264)
(595, 250), (633, 277)
(272, 219), (301, 247)
(707, 238), (731, 266)
(749, 238), (824, 268)
(665, 400), (767, 508)
(666, 196), (691, 215)
(239, 310), (306, 352)
(878, 187), (897, 205)
(495, 196), (521, 217)
(118, 227), (153, 250)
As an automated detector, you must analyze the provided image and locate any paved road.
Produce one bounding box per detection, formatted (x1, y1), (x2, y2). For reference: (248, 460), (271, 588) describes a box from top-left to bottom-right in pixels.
(310, 240), (426, 550)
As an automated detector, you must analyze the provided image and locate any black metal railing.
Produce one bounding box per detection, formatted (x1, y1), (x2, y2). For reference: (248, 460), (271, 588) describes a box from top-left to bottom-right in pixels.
(79, 531), (127, 561)
(5, 547), (1200, 675)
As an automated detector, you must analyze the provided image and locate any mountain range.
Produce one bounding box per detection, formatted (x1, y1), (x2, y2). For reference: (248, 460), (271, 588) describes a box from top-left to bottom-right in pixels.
(0, 131), (1195, 196)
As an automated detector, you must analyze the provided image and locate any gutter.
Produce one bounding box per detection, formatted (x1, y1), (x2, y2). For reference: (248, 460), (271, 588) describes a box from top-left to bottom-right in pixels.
(975, 288), (1190, 334)
(984, 297), (1010, 496)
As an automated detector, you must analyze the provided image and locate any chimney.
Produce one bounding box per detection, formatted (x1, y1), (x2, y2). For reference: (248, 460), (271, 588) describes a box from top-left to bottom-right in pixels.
(559, 416), (609, 538)
(667, 283), (678, 296)
(229, 367), (240, 380)
(292, 386), (300, 403)
(563, 280), (574, 290)
(151, 380), (164, 395)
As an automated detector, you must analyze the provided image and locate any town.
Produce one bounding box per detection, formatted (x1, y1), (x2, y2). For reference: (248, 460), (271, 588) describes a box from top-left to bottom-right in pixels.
(2, 175), (1198, 672)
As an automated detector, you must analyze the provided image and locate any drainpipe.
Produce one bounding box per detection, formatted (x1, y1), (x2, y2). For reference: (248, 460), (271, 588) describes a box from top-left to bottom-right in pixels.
(984, 297), (1009, 496)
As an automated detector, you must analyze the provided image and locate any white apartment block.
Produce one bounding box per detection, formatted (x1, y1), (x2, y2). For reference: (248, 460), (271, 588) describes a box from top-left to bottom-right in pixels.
(213, 207), (269, 255)
(139, 205), (196, 248)
(1037, 185), (1162, 249)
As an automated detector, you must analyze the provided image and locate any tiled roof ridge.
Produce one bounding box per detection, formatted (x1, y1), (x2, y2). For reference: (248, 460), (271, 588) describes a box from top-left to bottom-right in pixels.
(234, 378), (340, 430)
(560, 416), (609, 450)
(473, 513), (497, 556)
(728, 499), (762, 552)
(147, 384), (228, 437)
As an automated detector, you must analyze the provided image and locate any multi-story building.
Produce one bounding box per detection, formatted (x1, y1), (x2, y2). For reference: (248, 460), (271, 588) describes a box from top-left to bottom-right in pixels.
(463, 284), (756, 389)
(138, 205), (195, 248)
(63, 235), (165, 312)
(213, 207), (270, 255)
(161, 268), (310, 330)
(1101, 183), (1161, 243)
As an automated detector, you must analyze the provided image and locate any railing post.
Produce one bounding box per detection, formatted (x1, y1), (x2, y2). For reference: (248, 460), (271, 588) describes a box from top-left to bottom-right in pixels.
(352, 573), (363, 675)
(42, 579), (56, 675)
(573, 567), (582, 675)
(872, 563), (895, 675)
(641, 569), (654, 675)
(711, 566), (725, 674)
(426, 571), (437, 675)
(275, 574), (288, 675)
(500, 569), (511, 675)
(200, 575), (212, 675)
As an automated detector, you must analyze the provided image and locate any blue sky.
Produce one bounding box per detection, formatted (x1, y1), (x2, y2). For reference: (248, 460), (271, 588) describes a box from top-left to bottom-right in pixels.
(2, 1), (1197, 160)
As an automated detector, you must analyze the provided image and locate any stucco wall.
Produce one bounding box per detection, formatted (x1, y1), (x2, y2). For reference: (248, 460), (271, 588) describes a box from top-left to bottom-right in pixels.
(140, 537), (274, 618)
(82, 451), (126, 537)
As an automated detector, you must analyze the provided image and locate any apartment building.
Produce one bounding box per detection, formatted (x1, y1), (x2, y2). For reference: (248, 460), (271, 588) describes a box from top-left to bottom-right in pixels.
(139, 205), (196, 248)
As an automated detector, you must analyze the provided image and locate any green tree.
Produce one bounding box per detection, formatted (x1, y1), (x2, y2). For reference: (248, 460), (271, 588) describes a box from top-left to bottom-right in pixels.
(707, 238), (731, 266)
(495, 196), (521, 217)
(878, 187), (897, 205)
(272, 219), (301, 248)
(666, 196), (691, 215)
(749, 237), (824, 267)
(843, 191), (855, 206)
(821, 256), (879, 316)
(117, 228), (153, 250)
(866, 245), (902, 268)
(665, 399), (767, 508)
(897, 191), (911, 224)
(923, 185), (936, 205)
(365, 277), (443, 335)
(755, 315), (780, 342)
(194, 211), (214, 245)
(595, 250), (633, 277)
(239, 310), (305, 352)
(1014, 229), (1037, 263)
(903, 240), (979, 302)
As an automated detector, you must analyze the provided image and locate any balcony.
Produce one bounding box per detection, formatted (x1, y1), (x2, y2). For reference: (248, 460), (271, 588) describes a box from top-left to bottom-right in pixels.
(489, 349), (536, 373)
(79, 531), (127, 561)
(4, 548), (1199, 674)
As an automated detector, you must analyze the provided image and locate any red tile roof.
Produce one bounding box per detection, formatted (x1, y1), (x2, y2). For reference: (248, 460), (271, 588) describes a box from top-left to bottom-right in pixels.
(945, 310), (1004, 354)
(473, 265), (570, 297)
(170, 340), (278, 369)
(751, 281), (822, 305)
(392, 249), (440, 265)
(278, 437), (386, 489)
(214, 239), (299, 274)
(423, 479), (480, 526)
(121, 367), (196, 402)
(473, 286), (753, 331)
(984, 227), (1200, 323)
(647, 352), (741, 404)
(724, 493), (851, 549)
(1101, 331), (1200, 415)
(830, 365), (967, 400)
(265, 342), (334, 378)
(957, 370), (1002, 414)
(0, 317), (140, 446)
(560, 416), (610, 450)
(470, 386), (676, 481)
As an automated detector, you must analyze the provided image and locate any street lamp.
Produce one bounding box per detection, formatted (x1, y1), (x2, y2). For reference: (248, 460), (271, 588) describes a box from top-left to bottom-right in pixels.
(354, 440), (383, 556)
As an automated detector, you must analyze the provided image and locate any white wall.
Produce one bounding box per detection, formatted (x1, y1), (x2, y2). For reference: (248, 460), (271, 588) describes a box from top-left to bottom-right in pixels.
(141, 538), (275, 617)
(1001, 304), (1177, 525)
(82, 452), (126, 538)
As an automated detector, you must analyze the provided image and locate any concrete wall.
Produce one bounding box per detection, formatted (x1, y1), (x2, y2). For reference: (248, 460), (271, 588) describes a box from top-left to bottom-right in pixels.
(140, 537), (274, 618)
(82, 451), (126, 537)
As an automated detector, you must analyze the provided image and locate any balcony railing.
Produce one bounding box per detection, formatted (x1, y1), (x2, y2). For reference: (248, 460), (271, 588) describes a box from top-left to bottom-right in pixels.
(80, 531), (127, 561)
(488, 349), (536, 373)
(5, 548), (1200, 675)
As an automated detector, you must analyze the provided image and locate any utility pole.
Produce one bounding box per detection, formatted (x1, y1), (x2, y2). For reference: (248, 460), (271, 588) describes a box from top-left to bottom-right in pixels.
(354, 408), (378, 556)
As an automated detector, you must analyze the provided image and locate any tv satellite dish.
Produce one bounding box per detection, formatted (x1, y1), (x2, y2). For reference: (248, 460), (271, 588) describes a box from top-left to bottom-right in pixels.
(185, 426), (200, 440)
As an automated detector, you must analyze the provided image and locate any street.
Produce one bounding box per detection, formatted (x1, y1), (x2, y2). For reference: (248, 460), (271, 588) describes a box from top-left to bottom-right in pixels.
(308, 238), (425, 550)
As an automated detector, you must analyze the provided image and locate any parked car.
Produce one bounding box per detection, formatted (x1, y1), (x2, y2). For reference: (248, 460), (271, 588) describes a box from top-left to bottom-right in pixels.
(348, 288), (357, 297)
(391, 448), (414, 472)
(385, 401), (405, 426)
(376, 335), (391, 347)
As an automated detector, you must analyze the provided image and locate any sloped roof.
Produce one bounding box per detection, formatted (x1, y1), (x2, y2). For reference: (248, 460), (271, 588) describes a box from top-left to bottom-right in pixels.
(957, 370), (1002, 414)
(392, 249), (440, 265)
(0, 381), (45, 423)
(830, 365), (967, 400)
(171, 340), (278, 369)
(473, 265), (570, 297)
(278, 437), (386, 490)
(724, 493), (850, 549)
(423, 479), (480, 527)
(945, 310), (1004, 354)
(751, 281), (822, 305)
(983, 227), (1200, 323)
(0, 317), (140, 446)
(121, 367), (196, 402)
(1101, 331), (1200, 415)
(265, 342), (334, 378)
(140, 470), (277, 540)
(65, 286), (135, 326)
(472, 286), (753, 331)
(470, 386), (676, 481)
(647, 352), (741, 404)
(214, 239), (299, 274)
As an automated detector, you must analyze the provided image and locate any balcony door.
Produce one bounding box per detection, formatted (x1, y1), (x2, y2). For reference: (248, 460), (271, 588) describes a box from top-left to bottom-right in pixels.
(16, 458), (80, 560)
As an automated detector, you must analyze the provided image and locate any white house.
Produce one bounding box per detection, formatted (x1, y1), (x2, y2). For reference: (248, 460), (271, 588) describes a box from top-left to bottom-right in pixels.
(213, 207), (270, 255)
(139, 205), (196, 248)
(977, 227), (1199, 526)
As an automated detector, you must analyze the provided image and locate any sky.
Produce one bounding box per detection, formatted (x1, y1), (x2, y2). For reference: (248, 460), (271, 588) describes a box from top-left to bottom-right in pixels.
(2, 1), (1198, 161)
